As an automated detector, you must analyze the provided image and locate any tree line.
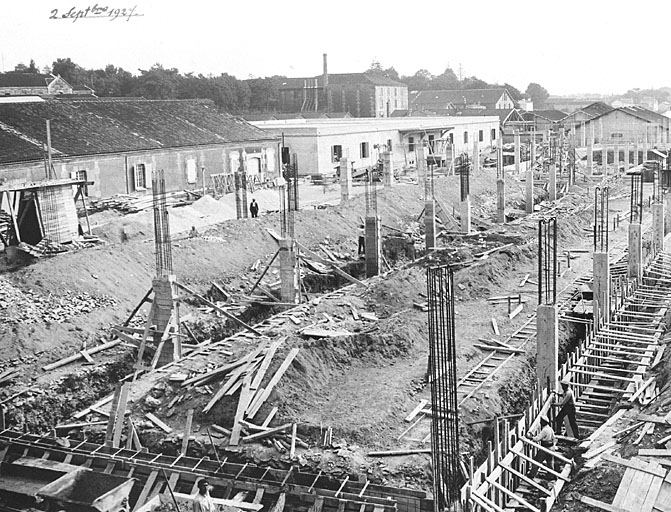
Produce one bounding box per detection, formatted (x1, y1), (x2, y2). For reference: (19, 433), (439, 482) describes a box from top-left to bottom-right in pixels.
(7, 57), (555, 113)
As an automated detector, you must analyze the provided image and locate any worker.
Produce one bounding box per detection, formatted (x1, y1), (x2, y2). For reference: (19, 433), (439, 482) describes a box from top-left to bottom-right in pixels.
(527, 416), (556, 479)
(553, 380), (580, 439)
(249, 198), (259, 218)
(192, 478), (215, 512)
(358, 225), (366, 258)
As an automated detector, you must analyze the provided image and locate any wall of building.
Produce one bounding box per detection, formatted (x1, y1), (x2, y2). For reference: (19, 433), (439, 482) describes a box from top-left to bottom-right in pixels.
(0, 142), (278, 200)
(375, 86), (409, 117)
(0, 87), (49, 96)
(574, 112), (670, 144)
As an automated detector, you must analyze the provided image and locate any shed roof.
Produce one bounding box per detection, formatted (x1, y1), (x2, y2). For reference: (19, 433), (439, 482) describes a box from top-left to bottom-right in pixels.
(0, 73), (53, 88)
(412, 88), (510, 109)
(0, 98), (275, 164)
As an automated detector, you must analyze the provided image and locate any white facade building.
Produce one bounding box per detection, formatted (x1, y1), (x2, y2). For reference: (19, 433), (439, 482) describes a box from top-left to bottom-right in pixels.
(252, 116), (500, 176)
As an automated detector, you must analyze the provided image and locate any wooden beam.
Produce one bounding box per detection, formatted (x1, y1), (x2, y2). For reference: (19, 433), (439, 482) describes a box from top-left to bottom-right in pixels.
(580, 496), (628, 512)
(181, 409), (194, 455)
(176, 281), (262, 336)
(242, 423), (292, 443)
(146, 413), (172, 433)
(601, 454), (666, 477)
(247, 348), (300, 418)
(296, 241), (366, 287)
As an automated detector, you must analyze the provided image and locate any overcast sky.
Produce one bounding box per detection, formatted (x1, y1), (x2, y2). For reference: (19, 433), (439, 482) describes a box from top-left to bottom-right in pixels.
(2, 0), (669, 96)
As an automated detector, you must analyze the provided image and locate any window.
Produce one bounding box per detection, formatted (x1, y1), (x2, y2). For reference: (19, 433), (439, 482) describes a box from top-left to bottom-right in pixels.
(186, 158), (197, 184)
(360, 142), (370, 158)
(611, 133), (624, 138)
(408, 136), (415, 152)
(134, 163), (147, 190)
(464, 131), (469, 144)
(387, 139), (392, 151)
(75, 170), (88, 196)
(491, 128), (497, 140)
(479, 130), (484, 142)
(332, 145), (343, 162)
(428, 134), (435, 152)
(449, 133), (454, 144)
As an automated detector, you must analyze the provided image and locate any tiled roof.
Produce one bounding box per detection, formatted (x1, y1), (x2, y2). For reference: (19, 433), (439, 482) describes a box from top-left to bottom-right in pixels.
(0, 98), (275, 164)
(581, 101), (613, 117)
(528, 110), (568, 121)
(0, 73), (52, 88)
(618, 105), (666, 123)
(450, 108), (521, 124)
(412, 88), (509, 109)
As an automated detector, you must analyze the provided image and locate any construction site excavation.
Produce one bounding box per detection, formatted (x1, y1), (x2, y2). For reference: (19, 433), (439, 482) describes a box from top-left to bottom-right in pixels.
(2, 72), (671, 512)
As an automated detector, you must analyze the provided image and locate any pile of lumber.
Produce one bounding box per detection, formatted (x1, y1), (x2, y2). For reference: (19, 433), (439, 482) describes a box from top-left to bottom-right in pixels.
(17, 236), (104, 257)
(89, 190), (192, 213)
(181, 341), (301, 446)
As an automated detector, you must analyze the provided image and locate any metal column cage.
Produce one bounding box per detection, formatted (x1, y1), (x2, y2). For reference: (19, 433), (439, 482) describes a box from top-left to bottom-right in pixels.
(427, 265), (462, 511)
(630, 173), (644, 223)
(458, 153), (470, 202)
(279, 184), (294, 239)
(538, 217), (557, 305)
(594, 186), (609, 252)
(283, 155), (300, 212)
(152, 169), (173, 277)
(365, 169), (378, 216)
(234, 170), (249, 220)
(426, 164), (435, 200)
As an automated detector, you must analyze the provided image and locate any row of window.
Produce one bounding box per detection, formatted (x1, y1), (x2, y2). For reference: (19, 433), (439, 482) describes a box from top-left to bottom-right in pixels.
(331, 140), (393, 162)
(406, 129), (497, 151)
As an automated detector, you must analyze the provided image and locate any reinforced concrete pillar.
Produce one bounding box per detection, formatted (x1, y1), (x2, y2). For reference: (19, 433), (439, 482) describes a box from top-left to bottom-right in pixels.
(587, 144), (593, 176)
(472, 141), (480, 174)
(665, 193), (671, 235)
(339, 157), (351, 202)
(279, 238), (299, 304)
(497, 178), (505, 223)
(382, 151), (393, 188)
(624, 143), (630, 170)
(151, 275), (181, 367)
(653, 202), (665, 252)
(365, 215), (381, 277)
(526, 162), (534, 214)
(417, 146), (427, 188)
(425, 200), (436, 251)
(602, 146), (608, 174)
(536, 304), (558, 392)
(514, 133), (521, 174)
(460, 196), (471, 233)
(549, 163), (557, 201)
(530, 140), (536, 166)
(593, 252), (610, 327)
(628, 223), (643, 280)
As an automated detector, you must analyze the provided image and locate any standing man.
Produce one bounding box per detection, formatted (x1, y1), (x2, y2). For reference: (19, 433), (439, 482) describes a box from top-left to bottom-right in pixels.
(192, 478), (215, 512)
(527, 416), (556, 479)
(553, 380), (580, 439)
(249, 198), (259, 218)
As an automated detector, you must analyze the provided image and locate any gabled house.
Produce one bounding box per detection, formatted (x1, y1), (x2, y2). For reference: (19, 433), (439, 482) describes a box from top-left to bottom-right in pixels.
(277, 54), (408, 118)
(0, 73), (87, 96)
(572, 105), (670, 144)
(522, 110), (568, 133)
(410, 88), (516, 112)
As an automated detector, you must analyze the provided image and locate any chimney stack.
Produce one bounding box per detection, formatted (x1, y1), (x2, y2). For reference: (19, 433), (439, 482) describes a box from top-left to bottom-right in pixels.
(323, 53), (328, 88)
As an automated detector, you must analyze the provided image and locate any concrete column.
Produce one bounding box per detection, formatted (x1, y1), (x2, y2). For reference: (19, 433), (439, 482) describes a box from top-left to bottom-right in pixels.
(624, 143), (630, 170)
(151, 275), (181, 367)
(417, 146), (426, 188)
(514, 133), (521, 174)
(665, 193), (671, 235)
(460, 196), (471, 233)
(472, 141), (480, 174)
(365, 215), (381, 277)
(382, 151), (393, 188)
(497, 179), (505, 223)
(614, 145), (619, 172)
(643, 140), (648, 163)
(635, 142), (640, 166)
(339, 157), (351, 202)
(628, 223), (643, 280)
(279, 238), (299, 303)
(425, 200), (436, 250)
(526, 163), (534, 214)
(653, 202), (664, 252)
(587, 144), (593, 176)
(602, 146), (608, 174)
(549, 163), (557, 201)
(593, 252), (610, 327)
(530, 140), (536, 166)
(536, 304), (558, 392)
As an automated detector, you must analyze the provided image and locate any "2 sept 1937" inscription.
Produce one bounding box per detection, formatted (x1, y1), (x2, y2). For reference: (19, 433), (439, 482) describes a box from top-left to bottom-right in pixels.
(49, 4), (143, 22)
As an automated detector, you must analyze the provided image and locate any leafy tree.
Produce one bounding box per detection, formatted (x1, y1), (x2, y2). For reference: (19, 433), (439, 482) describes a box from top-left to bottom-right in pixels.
(247, 76), (284, 112)
(131, 64), (181, 99)
(52, 57), (86, 85)
(525, 82), (549, 104)
(27, 59), (38, 73)
(432, 68), (460, 90)
(365, 60), (400, 81)
(87, 65), (134, 96)
(401, 69), (433, 91)
(462, 76), (489, 90)
(503, 83), (522, 103)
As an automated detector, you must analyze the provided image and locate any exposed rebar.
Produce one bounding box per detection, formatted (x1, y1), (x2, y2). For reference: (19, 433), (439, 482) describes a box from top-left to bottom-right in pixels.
(538, 217), (557, 305)
(365, 169), (378, 216)
(458, 153), (470, 202)
(594, 186), (609, 252)
(427, 265), (462, 511)
(630, 173), (644, 223)
(152, 169), (173, 277)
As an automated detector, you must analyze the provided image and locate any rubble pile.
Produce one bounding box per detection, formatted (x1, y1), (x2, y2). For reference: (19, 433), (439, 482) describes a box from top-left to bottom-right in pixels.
(0, 277), (117, 325)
